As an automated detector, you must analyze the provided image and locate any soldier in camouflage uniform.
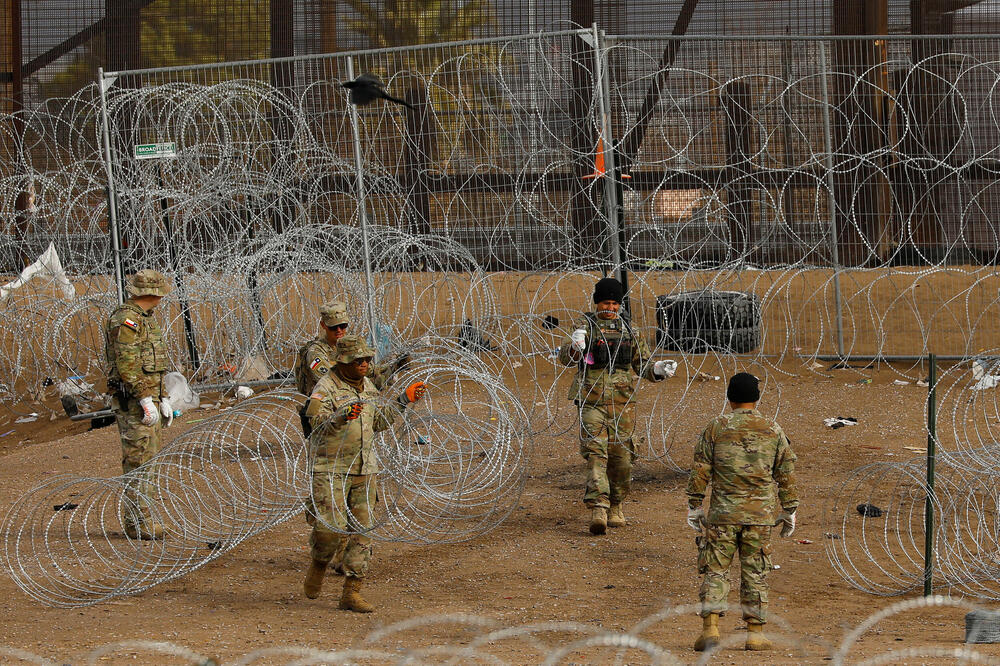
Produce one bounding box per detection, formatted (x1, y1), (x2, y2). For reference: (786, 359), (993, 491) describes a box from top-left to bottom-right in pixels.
(558, 277), (677, 535)
(104, 269), (175, 540)
(301, 335), (426, 611)
(685, 372), (798, 652)
(295, 300), (408, 397)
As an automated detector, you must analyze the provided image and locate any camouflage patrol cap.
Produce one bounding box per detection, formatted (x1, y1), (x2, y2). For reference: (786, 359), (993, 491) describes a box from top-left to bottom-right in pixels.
(125, 269), (171, 297)
(335, 335), (375, 364)
(319, 300), (349, 327)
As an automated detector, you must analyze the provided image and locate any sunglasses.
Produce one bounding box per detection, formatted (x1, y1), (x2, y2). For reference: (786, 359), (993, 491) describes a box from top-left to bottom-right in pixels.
(349, 356), (373, 365)
(327, 322), (348, 331)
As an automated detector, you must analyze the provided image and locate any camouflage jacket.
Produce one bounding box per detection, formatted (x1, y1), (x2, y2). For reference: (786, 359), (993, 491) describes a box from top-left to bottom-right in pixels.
(304, 368), (403, 475)
(686, 408), (799, 525)
(557, 312), (661, 405)
(104, 300), (168, 400)
(296, 337), (392, 395)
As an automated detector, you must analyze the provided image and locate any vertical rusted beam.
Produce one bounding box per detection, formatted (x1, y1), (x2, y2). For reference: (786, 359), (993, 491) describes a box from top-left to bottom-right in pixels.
(831, 0), (890, 266)
(10, 0), (23, 115)
(269, 0), (295, 234)
(403, 83), (434, 238)
(617, 0), (699, 172)
(721, 81), (754, 261)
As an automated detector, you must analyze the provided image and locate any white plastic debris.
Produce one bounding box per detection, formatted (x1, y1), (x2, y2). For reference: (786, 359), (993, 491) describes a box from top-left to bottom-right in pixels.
(824, 416), (858, 428)
(0, 242), (75, 300)
(162, 372), (200, 411)
(55, 376), (93, 398)
(892, 379), (910, 386)
(14, 412), (39, 423)
(235, 386), (254, 401)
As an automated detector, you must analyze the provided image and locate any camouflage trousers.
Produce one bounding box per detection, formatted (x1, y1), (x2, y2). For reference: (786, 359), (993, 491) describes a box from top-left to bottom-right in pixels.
(698, 524), (772, 623)
(578, 403), (636, 509)
(112, 395), (162, 531)
(309, 472), (376, 579)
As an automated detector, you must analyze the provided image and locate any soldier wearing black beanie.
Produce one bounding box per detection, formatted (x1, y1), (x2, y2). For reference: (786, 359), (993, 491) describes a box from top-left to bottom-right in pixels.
(726, 372), (760, 404)
(557, 275), (678, 536)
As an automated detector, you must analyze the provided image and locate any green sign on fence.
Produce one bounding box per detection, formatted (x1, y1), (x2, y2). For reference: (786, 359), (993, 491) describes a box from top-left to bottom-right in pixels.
(134, 142), (176, 160)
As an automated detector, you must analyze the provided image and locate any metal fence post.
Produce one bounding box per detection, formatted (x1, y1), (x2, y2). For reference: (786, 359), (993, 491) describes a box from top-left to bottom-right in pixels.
(97, 67), (126, 305)
(592, 26), (626, 305)
(345, 56), (379, 343)
(924, 351), (937, 596)
(818, 41), (845, 358)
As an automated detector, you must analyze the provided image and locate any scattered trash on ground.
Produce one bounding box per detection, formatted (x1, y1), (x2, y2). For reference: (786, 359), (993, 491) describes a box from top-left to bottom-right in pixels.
(796, 539), (814, 545)
(916, 378), (929, 387)
(892, 379), (910, 385)
(694, 371), (720, 381)
(163, 372), (200, 411)
(52, 503), (78, 511)
(857, 503), (884, 518)
(971, 359), (1000, 390)
(825, 532), (841, 540)
(856, 378), (872, 385)
(235, 386), (254, 401)
(824, 416), (858, 429)
(14, 413), (38, 424)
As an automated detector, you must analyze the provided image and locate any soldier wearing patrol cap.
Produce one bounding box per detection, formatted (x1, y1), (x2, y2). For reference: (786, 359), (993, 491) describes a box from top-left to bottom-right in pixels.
(558, 276), (677, 535)
(294, 300), (404, 396)
(104, 269), (176, 540)
(686, 372), (799, 652)
(301, 335), (427, 611)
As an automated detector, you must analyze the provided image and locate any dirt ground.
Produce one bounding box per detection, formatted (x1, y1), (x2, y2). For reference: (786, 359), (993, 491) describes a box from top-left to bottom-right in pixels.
(2, 358), (1000, 665)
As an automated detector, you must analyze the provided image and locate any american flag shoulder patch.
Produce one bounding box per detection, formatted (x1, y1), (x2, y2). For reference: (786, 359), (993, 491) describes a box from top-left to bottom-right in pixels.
(309, 358), (322, 370)
(309, 392), (322, 401)
(122, 318), (139, 331)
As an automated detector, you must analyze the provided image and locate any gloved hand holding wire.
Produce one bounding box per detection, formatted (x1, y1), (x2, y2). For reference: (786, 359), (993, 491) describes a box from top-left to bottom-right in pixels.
(159, 398), (174, 427)
(400, 381), (426, 405)
(777, 510), (796, 537)
(687, 506), (706, 531)
(138, 396), (159, 426)
(570, 329), (587, 353)
(653, 359), (678, 379)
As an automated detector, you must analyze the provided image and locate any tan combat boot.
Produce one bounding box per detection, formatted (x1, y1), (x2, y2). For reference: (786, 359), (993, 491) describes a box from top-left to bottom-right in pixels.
(339, 576), (375, 613)
(693, 612), (721, 652)
(589, 507), (608, 535)
(745, 621), (773, 651)
(607, 504), (626, 528)
(125, 522), (164, 540)
(303, 560), (328, 599)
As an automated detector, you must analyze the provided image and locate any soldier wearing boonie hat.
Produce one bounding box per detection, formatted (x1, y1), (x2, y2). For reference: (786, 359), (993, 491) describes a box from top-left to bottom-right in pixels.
(301, 334), (427, 612)
(104, 269), (176, 541)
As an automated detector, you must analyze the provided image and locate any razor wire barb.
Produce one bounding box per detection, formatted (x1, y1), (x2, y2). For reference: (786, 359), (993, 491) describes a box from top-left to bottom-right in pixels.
(4, 30), (1000, 602)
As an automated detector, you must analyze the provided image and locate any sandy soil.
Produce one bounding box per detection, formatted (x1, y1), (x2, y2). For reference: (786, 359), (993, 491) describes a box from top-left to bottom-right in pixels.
(1, 359), (998, 665)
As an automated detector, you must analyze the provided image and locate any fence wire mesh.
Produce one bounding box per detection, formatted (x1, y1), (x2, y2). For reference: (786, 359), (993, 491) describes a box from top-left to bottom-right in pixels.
(1, 32), (1000, 407)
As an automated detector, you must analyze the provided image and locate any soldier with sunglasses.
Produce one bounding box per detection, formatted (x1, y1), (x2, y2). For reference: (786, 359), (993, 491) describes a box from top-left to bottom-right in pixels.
(301, 335), (426, 611)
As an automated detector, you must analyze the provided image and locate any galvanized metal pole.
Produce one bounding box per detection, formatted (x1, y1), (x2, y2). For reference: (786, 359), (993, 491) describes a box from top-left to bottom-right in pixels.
(345, 57), (379, 344)
(818, 42), (845, 358)
(924, 351), (937, 596)
(592, 26), (625, 299)
(97, 67), (126, 305)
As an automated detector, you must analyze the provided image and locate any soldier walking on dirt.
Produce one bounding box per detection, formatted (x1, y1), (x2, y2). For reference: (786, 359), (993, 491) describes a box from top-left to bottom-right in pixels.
(104, 269), (175, 540)
(558, 277), (677, 535)
(301, 335), (426, 611)
(686, 372), (798, 652)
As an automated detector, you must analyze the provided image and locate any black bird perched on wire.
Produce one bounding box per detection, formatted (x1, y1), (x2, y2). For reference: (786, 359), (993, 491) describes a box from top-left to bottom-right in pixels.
(342, 73), (415, 110)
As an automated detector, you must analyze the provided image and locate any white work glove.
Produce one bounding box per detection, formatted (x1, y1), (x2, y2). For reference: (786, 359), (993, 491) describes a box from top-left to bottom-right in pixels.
(159, 398), (174, 427)
(570, 329), (587, 353)
(686, 506), (706, 531)
(138, 396), (159, 426)
(653, 359), (678, 379)
(777, 510), (796, 538)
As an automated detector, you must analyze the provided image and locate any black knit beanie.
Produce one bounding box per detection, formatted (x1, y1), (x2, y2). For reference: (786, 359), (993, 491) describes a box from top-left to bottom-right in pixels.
(727, 372), (760, 403)
(593, 277), (624, 304)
